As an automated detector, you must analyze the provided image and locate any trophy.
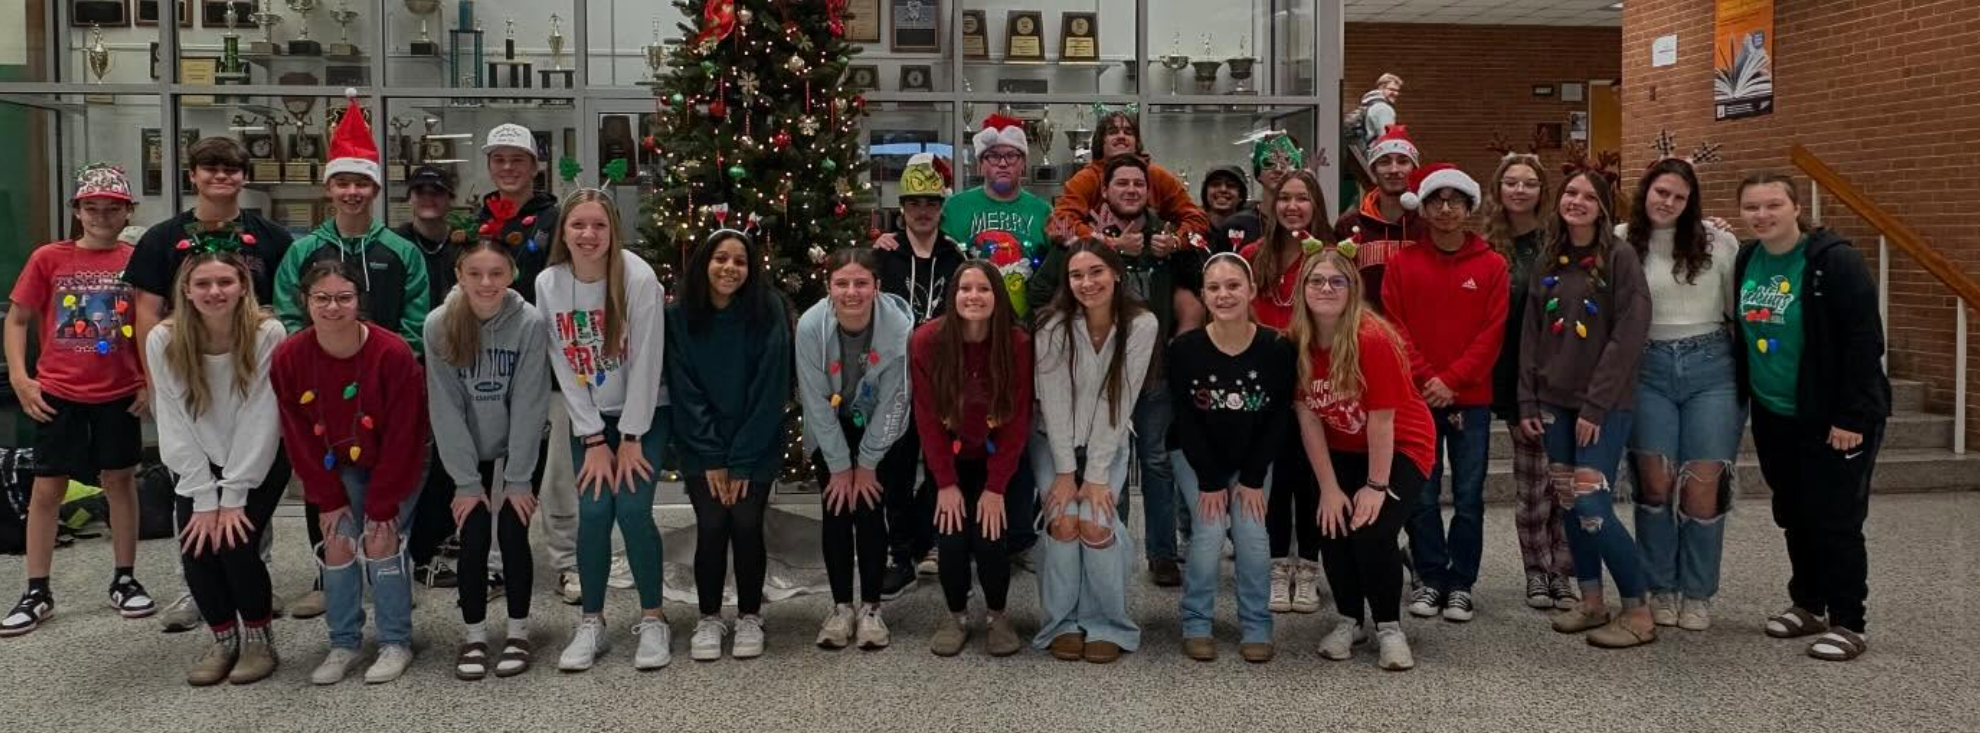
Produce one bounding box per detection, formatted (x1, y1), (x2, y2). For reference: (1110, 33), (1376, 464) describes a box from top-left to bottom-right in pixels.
(282, 103), (319, 183)
(285, 0), (321, 56)
(405, 0), (440, 56)
(1158, 34), (1192, 97)
(638, 20), (667, 88)
(1227, 35), (1257, 96)
(448, 2), (486, 105)
(1063, 107), (1092, 165)
(1191, 35), (1223, 96)
(961, 80), (977, 136)
(326, 0), (360, 58)
(486, 17), (534, 103)
(385, 116), (416, 181)
(84, 24), (114, 105)
(1030, 110), (1056, 169)
(242, 113), (284, 181)
(216, 3), (252, 101)
(539, 13), (576, 100)
(248, 0), (283, 55)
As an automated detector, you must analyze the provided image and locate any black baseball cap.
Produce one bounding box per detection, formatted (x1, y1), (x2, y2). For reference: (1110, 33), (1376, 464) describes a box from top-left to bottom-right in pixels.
(406, 165), (455, 195)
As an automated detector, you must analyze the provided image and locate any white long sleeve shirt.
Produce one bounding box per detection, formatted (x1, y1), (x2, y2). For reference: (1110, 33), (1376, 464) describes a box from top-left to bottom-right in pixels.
(144, 318), (286, 512)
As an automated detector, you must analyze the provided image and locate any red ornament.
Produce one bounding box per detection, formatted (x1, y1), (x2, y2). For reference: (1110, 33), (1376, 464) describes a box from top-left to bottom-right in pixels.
(478, 223), (495, 236)
(241, 233), (256, 246)
(772, 131), (792, 150)
(521, 215), (537, 227)
(867, 350), (880, 366)
(834, 202), (849, 217)
(1579, 255), (1597, 269)
(642, 136), (661, 154)
(175, 238), (193, 250)
(312, 423), (325, 436)
(360, 415), (375, 430)
(709, 99), (728, 118)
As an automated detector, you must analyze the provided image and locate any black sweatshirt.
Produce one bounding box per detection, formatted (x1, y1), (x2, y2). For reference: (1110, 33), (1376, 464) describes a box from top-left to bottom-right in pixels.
(1166, 326), (1295, 491)
(1731, 227), (1890, 431)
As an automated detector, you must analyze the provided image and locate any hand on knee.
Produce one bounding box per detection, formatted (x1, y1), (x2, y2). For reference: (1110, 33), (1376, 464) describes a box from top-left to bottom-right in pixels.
(1048, 515), (1080, 542)
(363, 528), (400, 561)
(323, 536), (358, 566)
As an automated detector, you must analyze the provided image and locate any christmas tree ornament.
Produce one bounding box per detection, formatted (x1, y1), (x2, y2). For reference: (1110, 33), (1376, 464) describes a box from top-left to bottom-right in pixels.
(808, 244), (827, 263)
(670, 92), (686, 106)
(772, 130), (792, 149)
(822, 158), (838, 173)
(727, 163), (747, 179)
(708, 99), (728, 118)
(798, 116), (820, 135)
(700, 60), (718, 75)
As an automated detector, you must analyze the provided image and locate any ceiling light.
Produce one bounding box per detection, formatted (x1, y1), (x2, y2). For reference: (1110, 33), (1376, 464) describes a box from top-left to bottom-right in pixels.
(1608, 2), (1624, 8)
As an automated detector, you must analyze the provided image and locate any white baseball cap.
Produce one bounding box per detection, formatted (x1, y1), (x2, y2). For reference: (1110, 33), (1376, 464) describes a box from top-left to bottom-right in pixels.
(482, 123), (537, 158)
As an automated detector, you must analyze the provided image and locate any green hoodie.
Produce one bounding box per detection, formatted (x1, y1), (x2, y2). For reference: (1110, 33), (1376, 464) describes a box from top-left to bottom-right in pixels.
(273, 218), (431, 352)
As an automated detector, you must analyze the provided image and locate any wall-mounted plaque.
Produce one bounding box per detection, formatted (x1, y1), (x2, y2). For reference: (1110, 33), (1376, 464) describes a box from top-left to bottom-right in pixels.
(889, 0), (939, 53)
(1004, 11), (1043, 61)
(1060, 12), (1097, 61)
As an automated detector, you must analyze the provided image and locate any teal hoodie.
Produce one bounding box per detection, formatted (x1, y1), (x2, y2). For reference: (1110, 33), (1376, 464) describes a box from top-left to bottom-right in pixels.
(666, 295), (793, 482)
(795, 292), (913, 473)
(273, 218), (430, 352)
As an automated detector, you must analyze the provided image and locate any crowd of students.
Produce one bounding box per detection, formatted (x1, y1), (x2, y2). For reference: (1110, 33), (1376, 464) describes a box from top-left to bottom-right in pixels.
(1, 98), (1892, 686)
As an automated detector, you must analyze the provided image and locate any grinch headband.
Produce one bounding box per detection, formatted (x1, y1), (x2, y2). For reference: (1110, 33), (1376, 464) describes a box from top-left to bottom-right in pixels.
(1251, 133), (1304, 174)
(1647, 129), (1722, 169)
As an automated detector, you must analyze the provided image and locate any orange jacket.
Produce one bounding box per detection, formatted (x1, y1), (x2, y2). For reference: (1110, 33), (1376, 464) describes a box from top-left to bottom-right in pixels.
(1050, 158), (1210, 242)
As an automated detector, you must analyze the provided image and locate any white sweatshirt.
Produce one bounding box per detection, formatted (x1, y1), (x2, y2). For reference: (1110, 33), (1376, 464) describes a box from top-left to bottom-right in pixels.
(1033, 310), (1158, 481)
(1620, 224), (1741, 341)
(144, 318), (286, 512)
(534, 250), (667, 438)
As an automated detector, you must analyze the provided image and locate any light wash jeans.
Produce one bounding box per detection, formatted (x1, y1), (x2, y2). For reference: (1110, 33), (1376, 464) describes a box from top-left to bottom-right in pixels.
(1030, 433), (1139, 652)
(319, 466), (421, 650)
(1174, 452), (1272, 644)
(1630, 333), (1743, 600)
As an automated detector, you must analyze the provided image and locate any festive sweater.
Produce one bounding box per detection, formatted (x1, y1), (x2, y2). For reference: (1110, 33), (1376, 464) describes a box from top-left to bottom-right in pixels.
(1050, 158), (1210, 242)
(1333, 190), (1423, 312)
(145, 318), (285, 512)
(1516, 241), (1651, 423)
(273, 219), (430, 351)
(271, 323), (428, 521)
(796, 293), (914, 473)
(1380, 232), (1509, 406)
(940, 188), (1053, 322)
(423, 290), (552, 498)
(1238, 239), (1304, 332)
(535, 252), (667, 439)
(1731, 228), (1890, 432)
(910, 321), (1033, 494)
(9, 241), (142, 402)
(1168, 326), (1295, 490)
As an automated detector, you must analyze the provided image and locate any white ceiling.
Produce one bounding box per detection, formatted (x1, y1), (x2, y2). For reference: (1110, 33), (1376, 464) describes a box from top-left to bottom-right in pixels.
(1344, 0), (1623, 27)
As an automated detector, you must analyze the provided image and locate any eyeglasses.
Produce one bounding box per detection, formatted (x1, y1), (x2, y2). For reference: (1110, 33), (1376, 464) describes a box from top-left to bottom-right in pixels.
(1500, 180), (1543, 192)
(1426, 196), (1469, 211)
(307, 292), (360, 308)
(979, 151), (1025, 166)
(1304, 275), (1352, 293)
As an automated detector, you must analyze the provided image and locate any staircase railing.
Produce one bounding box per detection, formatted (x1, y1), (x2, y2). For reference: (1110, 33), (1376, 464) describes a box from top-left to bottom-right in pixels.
(1793, 144), (1975, 454)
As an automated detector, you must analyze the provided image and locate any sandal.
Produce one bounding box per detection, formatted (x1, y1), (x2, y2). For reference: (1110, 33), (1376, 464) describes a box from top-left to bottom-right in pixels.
(1807, 627), (1867, 662)
(495, 637), (533, 677)
(1551, 607), (1611, 634)
(1765, 606), (1826, 639)
(455, 641), (489, 681)
(1586, 618), (1658, 649)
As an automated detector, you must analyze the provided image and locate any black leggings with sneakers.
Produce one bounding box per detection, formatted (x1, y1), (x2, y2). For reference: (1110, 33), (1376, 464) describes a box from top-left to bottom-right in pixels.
(935, 458), (1011, 614)
(176, 452), (291, 629)
(684, 475), (772, 616)
(1317, 451), (1423, 625)
(1267, 432), (1321, 561)
(810, 417), (916, 605)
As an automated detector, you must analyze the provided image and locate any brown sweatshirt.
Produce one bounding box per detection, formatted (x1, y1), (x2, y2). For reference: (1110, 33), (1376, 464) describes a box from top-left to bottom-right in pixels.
(1516, 240), (1651, 424)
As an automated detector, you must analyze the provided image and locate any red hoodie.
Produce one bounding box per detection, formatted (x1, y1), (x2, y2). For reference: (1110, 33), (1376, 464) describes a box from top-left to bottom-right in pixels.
(1380, 231), (1509, 407)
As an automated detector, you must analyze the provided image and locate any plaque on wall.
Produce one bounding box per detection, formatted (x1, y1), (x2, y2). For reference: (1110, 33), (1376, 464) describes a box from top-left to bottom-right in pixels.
(898, 65), (933, 92)
(73, 0), (129, 26)
(1059, 12), (1097, 61)
(135, 0), (194, 27)
(274, 199), (319, 229)
(201, 1), (258, 27)
(844, 65), (879, 92)
(1004, 11), (1044, 61)
(598, 116), (638, 180)
(889, 0), (939, 53)
(178, 57), (219, 106)
(140, 128), (199, 196)
(844, 0), (881, 43)
(960, 10), (987, 59)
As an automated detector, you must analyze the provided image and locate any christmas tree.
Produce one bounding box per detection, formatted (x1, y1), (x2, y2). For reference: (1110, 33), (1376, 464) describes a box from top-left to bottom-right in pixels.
(638, 0), (874, 305)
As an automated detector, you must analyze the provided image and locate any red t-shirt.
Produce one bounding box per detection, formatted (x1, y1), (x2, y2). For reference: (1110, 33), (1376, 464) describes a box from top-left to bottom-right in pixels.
(7, 241), (142, 402)
(1239, 241), (1302, 331)
(1297, 319), (1436, 476)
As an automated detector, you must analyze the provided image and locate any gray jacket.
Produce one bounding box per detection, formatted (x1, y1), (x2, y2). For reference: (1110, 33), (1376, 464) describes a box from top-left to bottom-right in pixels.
(795, 292), (914, 473)
(423, 290), (553, 498)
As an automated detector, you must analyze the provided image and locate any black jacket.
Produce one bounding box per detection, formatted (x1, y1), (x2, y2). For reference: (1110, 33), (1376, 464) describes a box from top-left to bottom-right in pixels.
(1732, 228), (1890, 432)
(876, 229), (966, 325)
(476, 191), (558, 304)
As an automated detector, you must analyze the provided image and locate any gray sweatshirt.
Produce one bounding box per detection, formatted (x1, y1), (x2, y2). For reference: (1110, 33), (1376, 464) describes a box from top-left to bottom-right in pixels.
(1034, 310), (1158, 479)
(796, 292), (914, 473)
(423, 290), (553, 498)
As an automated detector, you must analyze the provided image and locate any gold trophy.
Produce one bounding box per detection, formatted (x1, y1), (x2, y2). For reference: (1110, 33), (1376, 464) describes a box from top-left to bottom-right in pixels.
(326, 0), (361, 58)
(638, 20), (667, 88)
(248, 0), (283, 55)
(285, 0), (321, 56)
(84, 24), (114, 105)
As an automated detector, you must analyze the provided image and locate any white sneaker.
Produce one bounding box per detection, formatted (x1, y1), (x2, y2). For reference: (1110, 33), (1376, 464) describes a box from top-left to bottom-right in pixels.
(1268, 559), (1293, 613)
(607, 554), (636, 590)
(364, 644), (414, 684)
(558, 616), (610, 672)
(855, 606), (890, 650)
(1317, 619), (1366, 661)
(633, 617), (672, 670)
(816, 605), (855, 649)
(310, 647), (361, 685)
(558, 571), (582, 605)
(690, 617), (728, 661)
(1375, 622), (1414, 671)
(1290, 560), (1322, 613)
(1678, 598), (1712, 631)
(732, 615), (765, 659)
(1652, 593), (1680, 627)
(159, 593), (201, 633)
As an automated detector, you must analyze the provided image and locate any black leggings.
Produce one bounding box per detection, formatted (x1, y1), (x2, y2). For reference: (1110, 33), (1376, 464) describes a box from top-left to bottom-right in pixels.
(885, 419), (938, 568)
(1316, 451), (1423, 625)
(684, 474), (771, 616)
(457, 458), (547, 624)
(812, 418), (915, 604)
(1267, 432), (1321, 561)
(176, 451), (291, 629)
(407, 444), (457, 569)
(935, 458), (1011, 613)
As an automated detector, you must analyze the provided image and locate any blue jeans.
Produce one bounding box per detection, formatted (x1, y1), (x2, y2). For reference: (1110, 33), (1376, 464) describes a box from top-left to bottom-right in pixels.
(320, 466), (422, 650)
(1174, 453), (1272, 644)
(1540, 405), (1650, 600)
(1407, 405), (1490, 592)
(1030, 435), (1139, 651)
(1630, 334), (1743, 600)
(1116, 381), (1178, 562)
(568, 407), (670, 614)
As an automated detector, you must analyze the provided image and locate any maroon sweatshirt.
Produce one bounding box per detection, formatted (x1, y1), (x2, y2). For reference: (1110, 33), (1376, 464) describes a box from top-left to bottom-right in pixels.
(910, 320), (1033, 494)
(271, 322), (429, 522)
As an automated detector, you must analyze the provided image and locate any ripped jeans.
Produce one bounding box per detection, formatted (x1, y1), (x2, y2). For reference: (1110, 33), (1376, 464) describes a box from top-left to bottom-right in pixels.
(318, 466), (423, 651)
(1540, 406), (1649, 601)
(1629, 333), (1744, 600)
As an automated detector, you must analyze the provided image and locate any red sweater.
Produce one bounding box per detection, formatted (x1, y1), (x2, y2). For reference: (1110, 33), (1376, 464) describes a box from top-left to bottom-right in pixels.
(1380, 232), (1510, 406)
(910, 321), (1033, 494)
(271, 322), (428, 521)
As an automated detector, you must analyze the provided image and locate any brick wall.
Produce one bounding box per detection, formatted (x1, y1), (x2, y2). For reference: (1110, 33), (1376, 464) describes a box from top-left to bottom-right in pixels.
(1622, 0), (1980, 444)
(1342, 22), (1623, 207)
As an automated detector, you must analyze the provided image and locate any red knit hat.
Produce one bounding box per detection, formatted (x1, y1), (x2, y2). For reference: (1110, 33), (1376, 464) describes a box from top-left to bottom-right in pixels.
(322, 88), (381, 185)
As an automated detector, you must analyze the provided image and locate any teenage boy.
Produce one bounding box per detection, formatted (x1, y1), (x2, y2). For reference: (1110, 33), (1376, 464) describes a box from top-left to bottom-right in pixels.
(1218, 133), (1305, 252)
(394, 163), (476, 591)
(2, 164), (153, 637)
(1379, 163), (1508, 623)
(1334, 125), (1423, 311)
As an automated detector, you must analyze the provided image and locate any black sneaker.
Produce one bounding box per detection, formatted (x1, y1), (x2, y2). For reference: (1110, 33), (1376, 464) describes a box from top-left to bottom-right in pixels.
(418, 562), (459, 589)
(109, 577), (157, 619)
(1406, 586), (1444, 618)
(0, 590), (53, 637)
(1442, 590), (1476, 622)
(880, 565), (918, 601)
(1148, 558), (1183, 587)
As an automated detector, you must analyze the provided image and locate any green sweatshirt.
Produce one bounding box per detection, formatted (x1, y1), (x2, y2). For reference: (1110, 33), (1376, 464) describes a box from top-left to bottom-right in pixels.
(273, 218), (430, 352)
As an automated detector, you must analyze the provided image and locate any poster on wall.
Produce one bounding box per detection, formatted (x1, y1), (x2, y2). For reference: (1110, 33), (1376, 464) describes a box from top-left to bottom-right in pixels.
(1712, 0), (1774, 120)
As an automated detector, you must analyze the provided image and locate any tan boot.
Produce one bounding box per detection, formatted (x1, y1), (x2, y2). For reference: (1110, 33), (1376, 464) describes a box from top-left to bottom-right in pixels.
(186, 638), (237, 687)
(929, 613), (967, 657)
(229, 626), (279, 685)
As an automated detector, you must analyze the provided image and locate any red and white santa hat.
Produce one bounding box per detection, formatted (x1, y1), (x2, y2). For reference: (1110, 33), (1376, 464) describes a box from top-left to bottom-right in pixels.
(322, 88), (381, 185)
(1400, 162), (1480, 211)
(1367, 124), (1420, 166)
(972, 113), (1028, 157)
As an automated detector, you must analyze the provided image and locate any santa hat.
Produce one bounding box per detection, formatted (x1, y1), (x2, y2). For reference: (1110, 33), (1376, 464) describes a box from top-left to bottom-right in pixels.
(972, 114), (1028, 157)
(899, 153), (952, 199)
(321, 88), (381, 185)
(1400, 162), (1480, 211)
(1367, 124), (1419, 165)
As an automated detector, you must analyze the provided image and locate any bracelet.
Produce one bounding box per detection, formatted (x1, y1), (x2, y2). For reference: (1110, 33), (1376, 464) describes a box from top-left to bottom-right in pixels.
(621, 433), (642, 444)
(582, 435), (607, 448)
(1364, 481), (1390, 490)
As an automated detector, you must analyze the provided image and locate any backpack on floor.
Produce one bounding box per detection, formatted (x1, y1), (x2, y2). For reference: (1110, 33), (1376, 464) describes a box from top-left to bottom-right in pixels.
(0, 447), (30, 554)
(135, 462), (177, 540)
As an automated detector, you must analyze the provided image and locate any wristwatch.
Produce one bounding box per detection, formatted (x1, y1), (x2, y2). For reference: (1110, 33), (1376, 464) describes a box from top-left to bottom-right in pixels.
(582, 434), (608, 448)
